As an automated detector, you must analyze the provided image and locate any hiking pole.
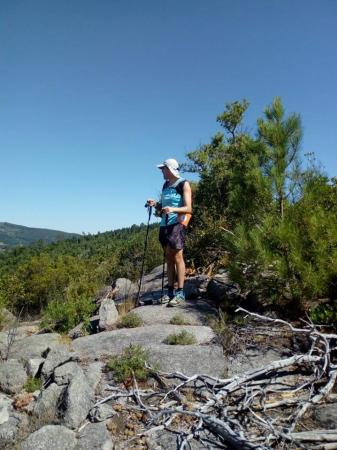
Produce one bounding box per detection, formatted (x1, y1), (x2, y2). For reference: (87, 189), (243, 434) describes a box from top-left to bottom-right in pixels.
(160, 213), (169, 304)
(136, 204), (153, 307)
(160, 248), (166, 304)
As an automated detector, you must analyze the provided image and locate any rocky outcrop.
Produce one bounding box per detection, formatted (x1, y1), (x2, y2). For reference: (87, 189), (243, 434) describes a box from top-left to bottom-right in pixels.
(0, 268), (232, 448)
(73, 323), (216, 356)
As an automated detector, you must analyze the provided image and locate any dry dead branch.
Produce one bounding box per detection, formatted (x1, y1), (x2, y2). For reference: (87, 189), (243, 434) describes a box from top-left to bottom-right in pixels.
(95, 308), (337, 449)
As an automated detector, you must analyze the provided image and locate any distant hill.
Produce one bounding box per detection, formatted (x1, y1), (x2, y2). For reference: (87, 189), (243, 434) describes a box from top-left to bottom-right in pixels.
(0, 222), (80, 252)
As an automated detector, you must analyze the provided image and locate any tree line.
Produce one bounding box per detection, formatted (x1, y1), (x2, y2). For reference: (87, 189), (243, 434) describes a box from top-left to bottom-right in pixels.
(0, 224), (162, 330)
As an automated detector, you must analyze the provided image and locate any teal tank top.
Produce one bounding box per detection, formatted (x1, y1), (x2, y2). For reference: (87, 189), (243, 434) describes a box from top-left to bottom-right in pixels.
(160, 178), (185, 227)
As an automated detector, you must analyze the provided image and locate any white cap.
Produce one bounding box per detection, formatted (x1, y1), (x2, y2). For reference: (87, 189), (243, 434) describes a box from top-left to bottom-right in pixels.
(157, 158), (180, 177)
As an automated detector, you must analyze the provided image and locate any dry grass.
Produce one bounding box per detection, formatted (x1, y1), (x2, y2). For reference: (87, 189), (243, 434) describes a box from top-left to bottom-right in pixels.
(115, 296), (137, 316)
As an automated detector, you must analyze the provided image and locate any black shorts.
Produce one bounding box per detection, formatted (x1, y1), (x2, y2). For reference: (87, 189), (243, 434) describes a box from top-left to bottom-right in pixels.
(159, 223), (185, 250)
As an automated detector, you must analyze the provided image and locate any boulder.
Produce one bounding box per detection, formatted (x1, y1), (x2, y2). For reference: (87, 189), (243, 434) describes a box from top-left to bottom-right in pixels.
(83, 361), (104, 392)
(138, 264), (167, 304)
(148, 344), (225, 377)
(8, 333), (63, 362)
(0, 393), (12, 425)
(67, 322), (85, 339)
(54, 361), (82, 385)
(113, 278), (138, 302)
(61, 370), (94, 429)
(20, 425), (77, 450)
(146, 429), (205, 449)
(207, 272), (241, 307)
(227, 348), (286, 377)
(89, 403), (116, 422)
(99, 299), (119, 330)
(78, 421), (113, 450)
(0, 410), (27, 449)
(41, 347), (79, 382)
(25, 358), (44, 378)
(0, 359), (28, 394)
(32, 382), (65, 422)
(184, 275), (209, 299)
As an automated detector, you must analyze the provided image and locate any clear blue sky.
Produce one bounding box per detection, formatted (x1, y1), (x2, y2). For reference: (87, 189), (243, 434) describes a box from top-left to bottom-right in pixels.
(1, 0), (336, 234)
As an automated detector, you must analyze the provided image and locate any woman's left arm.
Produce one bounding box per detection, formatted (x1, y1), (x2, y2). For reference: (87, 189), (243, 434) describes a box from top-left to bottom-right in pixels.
(161, 181), (192, 214)
(182, 181), (192, 213)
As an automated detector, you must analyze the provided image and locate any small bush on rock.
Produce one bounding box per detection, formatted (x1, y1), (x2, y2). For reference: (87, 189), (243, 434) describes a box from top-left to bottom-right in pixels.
(107, 344), (150, 382)
(164, 330), (197, 345)
(23, 376), (42, 393)
(169, 314), (190, 325)
(119, 312), (143, 328)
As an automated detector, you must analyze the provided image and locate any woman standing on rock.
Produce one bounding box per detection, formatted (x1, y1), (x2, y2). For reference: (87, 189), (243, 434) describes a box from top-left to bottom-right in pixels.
(147, 158), (192, 307)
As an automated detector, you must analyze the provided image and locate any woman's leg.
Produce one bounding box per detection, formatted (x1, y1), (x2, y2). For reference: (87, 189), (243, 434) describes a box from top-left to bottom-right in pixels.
(166, 247), (185, 289)
(165, 245), (176, 287)
(174, 249), (185, 289)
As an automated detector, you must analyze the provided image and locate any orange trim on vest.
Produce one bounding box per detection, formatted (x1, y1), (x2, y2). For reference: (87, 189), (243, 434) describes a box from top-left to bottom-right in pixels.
(178, 213), (192, 227)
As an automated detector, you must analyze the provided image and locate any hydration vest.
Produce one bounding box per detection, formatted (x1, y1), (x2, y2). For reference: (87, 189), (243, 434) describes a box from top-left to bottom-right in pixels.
(160, 178), (192, 228)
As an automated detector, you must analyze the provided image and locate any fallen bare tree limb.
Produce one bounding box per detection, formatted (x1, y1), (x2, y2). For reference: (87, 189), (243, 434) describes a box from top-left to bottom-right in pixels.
(97, 308), (337, 449)
(290, 430), (337, 442)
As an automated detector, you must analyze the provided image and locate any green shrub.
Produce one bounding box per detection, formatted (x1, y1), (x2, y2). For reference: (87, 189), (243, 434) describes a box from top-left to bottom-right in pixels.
(169, 314), (190, 325)
(164, 330), (197, 345)
(119, 312), (143, 328)
(24, 376), (42, 393)
(41, 294), (96, 333)
(309, 303), (337, 327)
(107, 344), (150, 382)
